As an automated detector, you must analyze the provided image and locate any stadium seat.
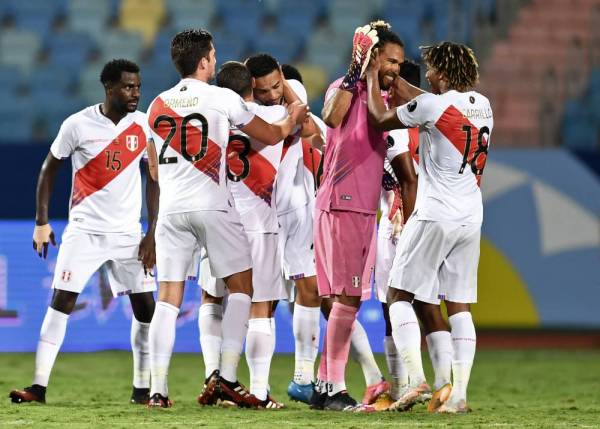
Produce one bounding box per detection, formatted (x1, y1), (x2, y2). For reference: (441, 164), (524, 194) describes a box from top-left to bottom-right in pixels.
(0, 65), (24, 95)
(166, 0), (215, 30)
(78, 63), (106, 105)
(30, 64), (76, 96)
(253, 33), (301, 64)
(0, 98), (34, 141)
(67, 0), (111, 43)
(305, 25), (348, 75)
(97, 30), (145, 64)
(7, 0), (59, 37)
(0, 29), (41, 73)
(211, 30), (248, 63)
(119, 0), (166, 47)
(46, 31), (95, 70)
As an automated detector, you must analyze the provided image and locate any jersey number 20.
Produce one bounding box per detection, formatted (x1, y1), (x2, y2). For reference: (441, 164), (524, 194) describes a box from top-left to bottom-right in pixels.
(153, 113), (209, 164)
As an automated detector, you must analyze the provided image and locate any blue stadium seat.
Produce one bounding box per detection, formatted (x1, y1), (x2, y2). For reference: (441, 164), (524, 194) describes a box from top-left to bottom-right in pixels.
(0, 65), (24, 94)
(78, 63), (106, 105)
(253, 33), (301, 64)
(212, 30), (248, 62)
(67, 0), (111, 43)
(0, 98), (34, 142)
(222, 10), (264, 41)
(47, 32), (95, 70)
(30, 64), (77, 95)
(561, 99), (598, 149)
(0, 29), (41, 73)
(97, 30), (144, 64)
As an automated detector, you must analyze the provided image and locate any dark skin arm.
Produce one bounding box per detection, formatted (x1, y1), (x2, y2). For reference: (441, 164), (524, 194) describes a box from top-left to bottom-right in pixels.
(366, 58), (425, 131)
(281, 76), (319, 137)
(138, 161), (159, 273)
(390, 152), (417, 220)
(33, 152), (62, 257)
(321, 88), (353, 128)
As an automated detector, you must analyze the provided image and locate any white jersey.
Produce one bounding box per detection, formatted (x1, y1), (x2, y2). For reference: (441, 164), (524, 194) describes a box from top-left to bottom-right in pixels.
(275, 79), (310, 215)
(380, 129), (411, 227)
(227, 102), (287, 233)
(147, 78), (255, 216)
(301, 113), (327, 197)
(50, 105), (149, 234)
(396, 90), (493, 224)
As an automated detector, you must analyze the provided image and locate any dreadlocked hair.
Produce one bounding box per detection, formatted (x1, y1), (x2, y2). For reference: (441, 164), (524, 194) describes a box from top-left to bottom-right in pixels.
(421, 42), (479, 92)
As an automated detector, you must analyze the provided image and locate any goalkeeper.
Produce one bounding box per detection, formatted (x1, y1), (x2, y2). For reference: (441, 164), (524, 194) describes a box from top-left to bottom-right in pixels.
(312, 21), (405, 412)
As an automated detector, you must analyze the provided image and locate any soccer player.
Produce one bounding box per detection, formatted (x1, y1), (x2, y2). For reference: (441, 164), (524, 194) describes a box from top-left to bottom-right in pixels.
(201, 60), (290, 408)
(9, 59), (158, 405)
(145, 30), (307, 408)
(245, 54), (323, 404)
(313, 21), (405, 411)
(366, 41), (493, 414)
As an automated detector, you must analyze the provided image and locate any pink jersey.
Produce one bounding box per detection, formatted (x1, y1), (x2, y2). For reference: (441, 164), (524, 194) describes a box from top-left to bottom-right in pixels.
(315, 78), (387, 215)
(50, 105), (150, 234)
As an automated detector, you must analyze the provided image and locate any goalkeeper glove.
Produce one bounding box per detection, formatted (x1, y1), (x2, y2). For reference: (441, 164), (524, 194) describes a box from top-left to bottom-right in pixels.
(340, 25), (379, 90)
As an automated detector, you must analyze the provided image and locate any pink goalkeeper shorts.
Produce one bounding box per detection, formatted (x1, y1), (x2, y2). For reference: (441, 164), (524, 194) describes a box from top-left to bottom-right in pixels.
(313, 209), (376, 301)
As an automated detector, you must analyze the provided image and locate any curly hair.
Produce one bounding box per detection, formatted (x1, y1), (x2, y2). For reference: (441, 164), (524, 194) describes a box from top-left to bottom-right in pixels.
(369, 20), (404, 49)
(421, 42), (479, 91)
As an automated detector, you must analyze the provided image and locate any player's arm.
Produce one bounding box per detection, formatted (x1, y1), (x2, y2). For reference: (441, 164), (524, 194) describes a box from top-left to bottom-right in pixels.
(365, 63), (406, 131)
(138, 155), (159, 272)
(321, 88), (352, 128)
(146, 138), (158, 182)
(33, 152), (62, 258)
(390, 152), (417, 219)
(281, 77), (320, 137)
(241, 101), (308, 145)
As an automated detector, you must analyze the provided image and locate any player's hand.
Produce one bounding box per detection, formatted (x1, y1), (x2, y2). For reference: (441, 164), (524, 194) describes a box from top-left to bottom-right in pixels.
(341, 25), (379, 90)
(138, 233), (156, 275)
(288, 100), (309, 125)
(365, 48), (380, 81)
(33, 223), (56, 259)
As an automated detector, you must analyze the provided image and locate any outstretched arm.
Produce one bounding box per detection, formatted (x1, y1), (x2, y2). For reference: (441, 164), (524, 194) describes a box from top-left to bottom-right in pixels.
(34, 152), (63, 257)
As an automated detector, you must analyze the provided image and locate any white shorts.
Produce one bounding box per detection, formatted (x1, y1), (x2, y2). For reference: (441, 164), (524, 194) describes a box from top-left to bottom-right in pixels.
(278, 203), (316, 279)
(200, 232), (287, 302)
(389, 217), (481, 304)
(52, 226), (156, 297)
(156, 210), (252, 282)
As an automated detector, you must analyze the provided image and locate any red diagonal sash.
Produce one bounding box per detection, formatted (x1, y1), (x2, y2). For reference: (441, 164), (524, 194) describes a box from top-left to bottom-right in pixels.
(434, 105), (488, 186)
(227, 136), (277, 206)
(71, 123), (146, 207)
(148, 97), (221, 183)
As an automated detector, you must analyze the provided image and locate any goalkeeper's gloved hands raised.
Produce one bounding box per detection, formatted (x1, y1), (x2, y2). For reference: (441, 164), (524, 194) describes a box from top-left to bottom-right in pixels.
(339, 25), (379, 91)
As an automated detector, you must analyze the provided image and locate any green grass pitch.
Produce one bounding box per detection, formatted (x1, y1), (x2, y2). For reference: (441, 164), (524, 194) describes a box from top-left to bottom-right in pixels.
(1, 350), (599, 428)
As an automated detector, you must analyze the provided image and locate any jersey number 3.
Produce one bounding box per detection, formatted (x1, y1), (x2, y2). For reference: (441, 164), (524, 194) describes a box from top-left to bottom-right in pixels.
(153, 113), (209, 164)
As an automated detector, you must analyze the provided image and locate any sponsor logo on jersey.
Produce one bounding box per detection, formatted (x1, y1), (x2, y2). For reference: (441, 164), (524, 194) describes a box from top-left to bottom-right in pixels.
(386, 135), (395, 149)
(126, 135), (139, 151)
(61, 270), (72, 282)
(341, 194), (352, 201)
(407, 100), (417, 112)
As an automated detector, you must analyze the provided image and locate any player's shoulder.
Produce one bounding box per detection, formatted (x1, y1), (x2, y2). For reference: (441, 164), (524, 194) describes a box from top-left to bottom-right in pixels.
(61, 104), (97, 129)
(388, 128), (409, 144)
(248, 102), (287, 123)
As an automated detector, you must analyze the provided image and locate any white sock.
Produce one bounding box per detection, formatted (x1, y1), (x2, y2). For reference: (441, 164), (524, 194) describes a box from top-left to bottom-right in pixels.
(426, 331), (453, 390)
(270, 317), (276, 354)
(149, 301), (179, 396)
(448, 312), (476, 404)
(389, 301), (426, 387)
(245, 318), (274, 401)
(199, 303), (223, 379)
(350, 320), (383, 386)
(131, 317), (150, 389)
(384, 335), (407, 398)
(328, 381), (347, 396)
(33, 307), (69, 386)
(293, 304), (320, 385)
(220, 293), (251, 382)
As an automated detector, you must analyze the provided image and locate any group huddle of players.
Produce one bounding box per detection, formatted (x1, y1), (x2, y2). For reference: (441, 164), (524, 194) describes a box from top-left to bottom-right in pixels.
(10, 19), (493, 416)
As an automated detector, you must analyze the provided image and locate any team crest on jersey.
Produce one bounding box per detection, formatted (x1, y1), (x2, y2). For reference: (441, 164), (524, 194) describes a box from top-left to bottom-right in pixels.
(126, 135), (138, 151)
(469, 96), (475, 104)
(352, 276), (360, 288)
(61, 270), (72, 282)
(407, 100), (417, 112)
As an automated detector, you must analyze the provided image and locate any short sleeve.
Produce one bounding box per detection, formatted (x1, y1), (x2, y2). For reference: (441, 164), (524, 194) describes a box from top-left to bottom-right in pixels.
(222, 88), (255, 129)
(140, 112), (152, 160)
(396, 92), (438, 129)
(49, 117), (78, 159)
(386, 129), (409, 161)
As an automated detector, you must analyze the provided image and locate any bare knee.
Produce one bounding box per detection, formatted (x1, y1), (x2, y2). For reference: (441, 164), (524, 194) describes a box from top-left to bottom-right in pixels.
(202, 289), (224, 306)
(250, 301), (272, 318)
(445, 300), (470, 317)
(223, 269), (253, 297)
(386, 288), (413, 305)
(157, 281), (185, 308)
(414, 300), (448, 335)
(295, 276), (321, 307)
